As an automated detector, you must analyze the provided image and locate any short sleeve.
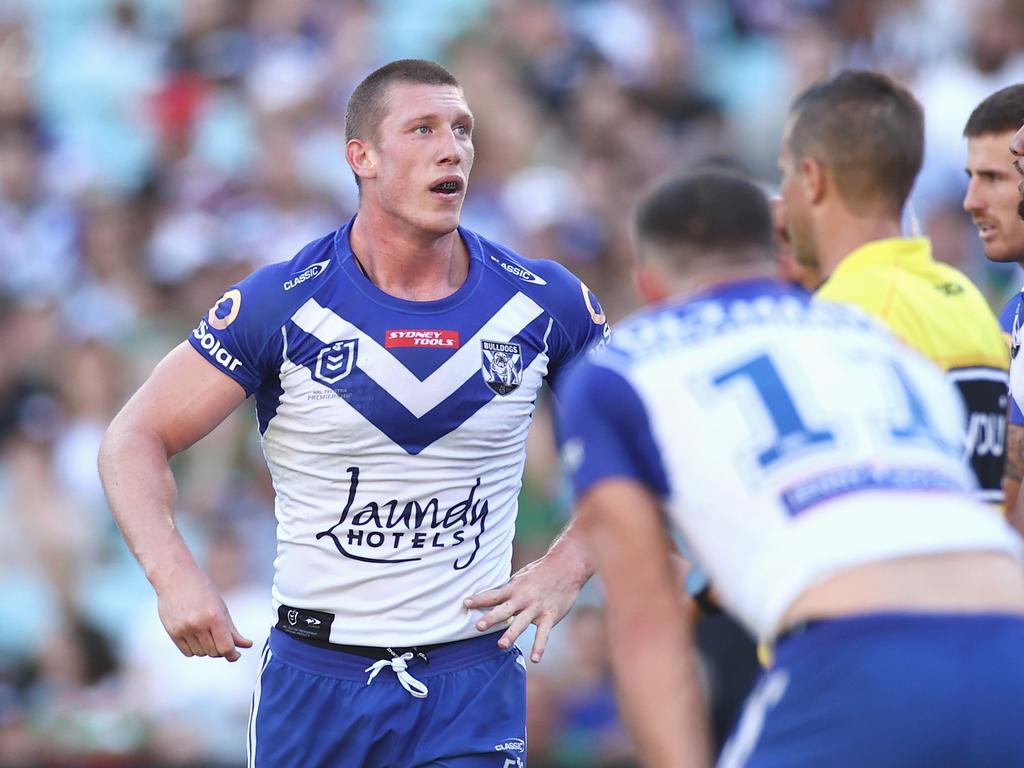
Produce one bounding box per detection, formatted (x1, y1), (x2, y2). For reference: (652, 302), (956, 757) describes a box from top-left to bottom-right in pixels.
(555, 356), (669, 500)
(545, 279), (612, 392)
(187, 275), (284, 396)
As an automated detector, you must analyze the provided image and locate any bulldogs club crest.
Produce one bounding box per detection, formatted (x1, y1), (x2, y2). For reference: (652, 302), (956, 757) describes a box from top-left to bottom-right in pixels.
(481, 340), (523, 395)
(314, 339), (358, 385)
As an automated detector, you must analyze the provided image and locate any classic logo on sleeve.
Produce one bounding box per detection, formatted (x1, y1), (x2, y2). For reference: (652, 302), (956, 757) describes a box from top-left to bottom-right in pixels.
(283, 259), (330, 291)
(313, 339), (358, 385)
(207, 289), (242, 330)
(481, 340), (523, 395)
(490, 255), (547, 285)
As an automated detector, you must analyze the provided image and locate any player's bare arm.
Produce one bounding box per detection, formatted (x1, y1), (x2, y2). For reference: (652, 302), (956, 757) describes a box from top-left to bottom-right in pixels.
(464, 515), (593, 663)
(578, 478), (709, 768)
(98, 342), (253, 662)
(1004, 423), (1024, 534)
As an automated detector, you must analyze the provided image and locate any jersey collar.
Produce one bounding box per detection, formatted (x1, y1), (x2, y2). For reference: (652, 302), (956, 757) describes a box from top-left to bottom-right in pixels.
(332, 217), (485, 313)
(831, 237), (933, 279)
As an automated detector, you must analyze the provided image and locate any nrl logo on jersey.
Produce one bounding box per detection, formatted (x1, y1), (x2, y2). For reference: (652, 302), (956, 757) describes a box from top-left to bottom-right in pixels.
(313, 339), (358, 385)
(481, 340), (523, 395)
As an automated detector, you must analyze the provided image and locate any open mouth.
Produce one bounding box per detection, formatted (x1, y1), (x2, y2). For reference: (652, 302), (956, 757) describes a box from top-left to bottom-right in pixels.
(430, 178), (463, 196)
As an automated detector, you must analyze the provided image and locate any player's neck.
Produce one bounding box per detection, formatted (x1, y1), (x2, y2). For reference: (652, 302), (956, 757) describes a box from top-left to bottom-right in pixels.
(657, 262), (778, 304)
(816, 208), (904, 278)
(349, 211), (470, 302)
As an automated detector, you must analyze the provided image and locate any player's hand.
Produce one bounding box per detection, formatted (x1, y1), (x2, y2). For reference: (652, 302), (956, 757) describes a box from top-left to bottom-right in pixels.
(155, 566), (253, 662)
(464, 555), (583, 664)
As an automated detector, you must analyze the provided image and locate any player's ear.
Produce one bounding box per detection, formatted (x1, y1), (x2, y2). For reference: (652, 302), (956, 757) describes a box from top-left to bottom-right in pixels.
(800, 156), (827, 206)
(633, 260), (669, 306)
(346, 138), (378, 183)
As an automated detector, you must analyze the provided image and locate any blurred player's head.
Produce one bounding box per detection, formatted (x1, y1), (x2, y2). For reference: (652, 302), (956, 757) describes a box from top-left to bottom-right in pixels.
(779, 70), (924, 271)
(963, 84), (1024, 262)
(345, 59), (474, 236)
(633, 169), (773, 304)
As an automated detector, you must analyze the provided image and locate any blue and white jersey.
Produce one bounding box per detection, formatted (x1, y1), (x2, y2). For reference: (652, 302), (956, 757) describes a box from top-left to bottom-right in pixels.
(188, 219), (610, 646)
(557, 279), (1019, 642)
(999, 287), (1024, 427)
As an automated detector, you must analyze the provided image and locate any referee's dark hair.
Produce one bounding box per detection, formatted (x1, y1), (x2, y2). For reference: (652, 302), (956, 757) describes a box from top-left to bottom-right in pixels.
(635, 169), (773, 267)
(788, 70), (923, 218)
(965, 84), (1024, 138)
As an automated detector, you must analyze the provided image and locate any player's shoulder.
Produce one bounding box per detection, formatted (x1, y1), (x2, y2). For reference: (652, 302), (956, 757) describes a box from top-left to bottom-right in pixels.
(216, 229), (342, 337)
(469, 228), (600, 316)
(239, 229), (339, 296)
(999, 283), (1024, 332)
(816, 263), (893, 315)
(925, 260), (995, 308)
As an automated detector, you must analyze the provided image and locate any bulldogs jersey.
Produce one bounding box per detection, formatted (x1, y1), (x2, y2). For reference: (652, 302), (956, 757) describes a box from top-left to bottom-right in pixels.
(188, 220), (609, 646)
(558, 279), (1019, 641)
(1000, 287), (1024, 429)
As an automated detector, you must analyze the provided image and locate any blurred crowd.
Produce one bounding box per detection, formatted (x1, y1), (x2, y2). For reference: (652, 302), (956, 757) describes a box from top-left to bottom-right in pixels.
(1, 0), (1023, 765)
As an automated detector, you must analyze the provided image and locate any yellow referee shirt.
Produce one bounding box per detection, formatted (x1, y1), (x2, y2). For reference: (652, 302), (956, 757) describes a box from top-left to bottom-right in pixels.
(816, 237), (1008, 504)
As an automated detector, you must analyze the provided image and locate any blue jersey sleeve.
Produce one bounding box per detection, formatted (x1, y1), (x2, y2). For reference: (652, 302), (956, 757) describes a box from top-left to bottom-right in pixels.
(188, 272), (285, 396)
(1000, 292), (1024, 426)
(555, 354), (669, 499)
(542, 272), (612, 391)
(187, 231), (337, 395)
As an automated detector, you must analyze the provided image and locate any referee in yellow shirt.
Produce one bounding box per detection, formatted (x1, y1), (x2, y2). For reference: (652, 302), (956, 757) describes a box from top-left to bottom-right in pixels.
(777, 70), (1009, 507)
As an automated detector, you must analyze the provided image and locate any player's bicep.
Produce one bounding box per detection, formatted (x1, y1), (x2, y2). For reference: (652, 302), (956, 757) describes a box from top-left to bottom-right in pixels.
(112, 342), (247, 456)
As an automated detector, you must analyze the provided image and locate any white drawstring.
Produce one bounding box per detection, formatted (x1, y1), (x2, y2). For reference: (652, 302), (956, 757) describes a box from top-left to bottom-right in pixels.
(364, 653), (429, 699)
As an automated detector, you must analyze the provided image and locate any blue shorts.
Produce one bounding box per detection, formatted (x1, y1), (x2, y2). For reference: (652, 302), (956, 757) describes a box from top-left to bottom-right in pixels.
(719, 613), (1024, 768)
(248, 629), (527, 767)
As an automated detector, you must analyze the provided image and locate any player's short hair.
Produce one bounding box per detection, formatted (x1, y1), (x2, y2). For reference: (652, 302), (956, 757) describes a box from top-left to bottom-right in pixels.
(788, 70), (923, 216)
(964, 84), (1024, 138)
(635, 169), (773, 267)
(345, 59), (461, 145)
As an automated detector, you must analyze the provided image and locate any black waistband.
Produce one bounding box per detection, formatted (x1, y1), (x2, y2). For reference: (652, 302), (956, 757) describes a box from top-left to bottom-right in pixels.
(289, 633), (462, 661)
(275, 604), (474, 661)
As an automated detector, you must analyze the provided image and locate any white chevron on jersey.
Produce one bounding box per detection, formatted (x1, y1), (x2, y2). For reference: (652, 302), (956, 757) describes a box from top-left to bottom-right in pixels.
(291, 293), (545, 418)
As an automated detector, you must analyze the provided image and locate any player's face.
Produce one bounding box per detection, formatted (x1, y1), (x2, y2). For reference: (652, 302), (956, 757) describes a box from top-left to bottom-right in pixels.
(371, 83), (475, 237)
(963, 130), (1024, 262)
(771, 194), (821, 290)
(777, 130), (819, 271)
(1011, 122), (1024, 221)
